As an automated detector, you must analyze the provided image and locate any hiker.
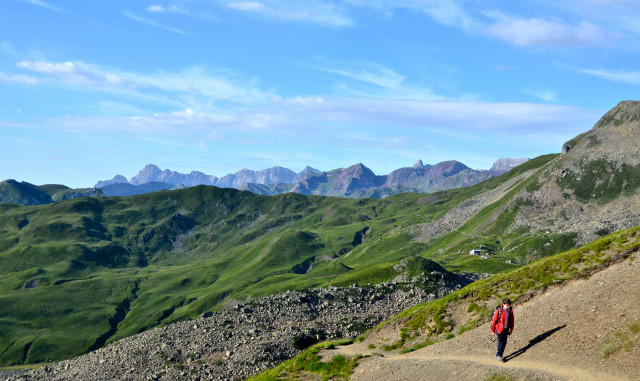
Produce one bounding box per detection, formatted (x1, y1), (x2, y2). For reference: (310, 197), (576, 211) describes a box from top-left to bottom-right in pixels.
(491, 297), (514, 362)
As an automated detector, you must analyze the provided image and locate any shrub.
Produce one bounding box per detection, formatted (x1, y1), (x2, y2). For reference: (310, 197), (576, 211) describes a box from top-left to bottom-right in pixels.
(483, 373), (515, 381)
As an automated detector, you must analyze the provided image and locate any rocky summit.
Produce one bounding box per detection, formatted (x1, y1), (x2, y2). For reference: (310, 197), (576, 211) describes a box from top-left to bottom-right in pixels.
(509, 100), (640, 245)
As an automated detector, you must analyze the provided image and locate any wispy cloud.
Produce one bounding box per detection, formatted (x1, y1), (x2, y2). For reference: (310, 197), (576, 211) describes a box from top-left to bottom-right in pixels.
(225, 1), (353, 27)
(402, 0), (478, 31)
(16, 61), (136, 87)
(32, 96), (599, 179)
(122, 10), (192, 35)
(342, 1), (623, 49)
(42, 96), (598, 140)
(307, 58), (440, 101)
(572, 66), (640, 86)
(523, 89), (558, 102)
(146, 5), (187, 14)
(0, 72), (41, 85)
(311, 60), (405, 89)
(20, 0), (63, 13)
(484, 17), (605, 47)
(342, 0), (477, 30)
(0, 41), (25, 58)
(228, 2), (266, 12)
(13, 60), (271, 111)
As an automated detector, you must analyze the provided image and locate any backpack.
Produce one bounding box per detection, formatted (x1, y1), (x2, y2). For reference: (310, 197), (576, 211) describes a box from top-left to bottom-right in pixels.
(493, 304), (513, 323)
(493, 305), (505, 323)
(495, 305), (502, 321)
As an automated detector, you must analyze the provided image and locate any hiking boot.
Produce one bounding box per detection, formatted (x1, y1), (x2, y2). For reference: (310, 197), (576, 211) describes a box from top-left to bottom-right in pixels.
(497, 356), (503, 362)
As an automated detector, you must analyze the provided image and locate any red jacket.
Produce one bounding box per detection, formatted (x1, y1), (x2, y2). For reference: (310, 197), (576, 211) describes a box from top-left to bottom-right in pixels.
(491, 304), (514, 335)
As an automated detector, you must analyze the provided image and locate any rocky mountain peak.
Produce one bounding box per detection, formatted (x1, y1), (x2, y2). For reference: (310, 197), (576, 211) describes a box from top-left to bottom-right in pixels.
(347, 163), (370, 176)
(295, 166), (320, 181)
(130, 164), (162, 185)
(593, 100), (640, 130)
(430, 160), (468, 176)
(562, 100), (640, 165)
(413, 159), (424, 169)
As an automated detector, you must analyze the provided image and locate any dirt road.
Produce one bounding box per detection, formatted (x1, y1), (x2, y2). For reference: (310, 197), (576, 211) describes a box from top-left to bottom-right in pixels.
(328, 256), (640, 381)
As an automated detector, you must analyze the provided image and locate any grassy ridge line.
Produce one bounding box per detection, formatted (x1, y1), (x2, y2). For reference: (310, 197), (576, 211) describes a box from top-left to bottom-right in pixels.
(249, 225), (639, 380)
(389, 224), (639, 349)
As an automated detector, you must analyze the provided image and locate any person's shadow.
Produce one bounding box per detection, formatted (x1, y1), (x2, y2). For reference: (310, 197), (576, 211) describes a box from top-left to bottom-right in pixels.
(504, 325), (567, 362)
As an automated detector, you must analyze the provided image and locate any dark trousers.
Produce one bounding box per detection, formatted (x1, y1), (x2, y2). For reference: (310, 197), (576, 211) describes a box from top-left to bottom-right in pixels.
(496, 330), (509, 357)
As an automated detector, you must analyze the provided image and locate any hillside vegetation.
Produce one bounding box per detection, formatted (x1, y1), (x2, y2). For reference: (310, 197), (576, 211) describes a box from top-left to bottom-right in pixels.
(0, 156), (558, 366)
(250, 224), (640, 380)
(2, 100), (640, 368)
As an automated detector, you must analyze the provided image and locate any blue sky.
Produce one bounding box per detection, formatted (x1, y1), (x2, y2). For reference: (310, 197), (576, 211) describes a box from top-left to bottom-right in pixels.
(2, 0), (640, 188)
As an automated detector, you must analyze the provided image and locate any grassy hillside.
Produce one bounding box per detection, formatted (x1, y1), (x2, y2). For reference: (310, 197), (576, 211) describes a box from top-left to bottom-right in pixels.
(249, 223), (640, 380)
(0, 152), (613, 366)
(0, 180), (105, 206)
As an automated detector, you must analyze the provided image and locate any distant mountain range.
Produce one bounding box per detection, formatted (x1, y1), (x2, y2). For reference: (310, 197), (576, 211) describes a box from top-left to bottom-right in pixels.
(95, 158), (529, 198)
(0, 158), (528, 206)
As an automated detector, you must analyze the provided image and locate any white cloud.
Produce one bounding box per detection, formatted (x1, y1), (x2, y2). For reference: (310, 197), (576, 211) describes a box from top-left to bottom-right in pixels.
(122, 10), (192, 35)
(306, 58), (441, 101)
(407, 0), (478, 31)
(573, 67), (640, 86)
(342, 0), (477, 30)
(21, 0), (63, 12)
(0, 72), (41, 85)
(14, 60), (271, 112)
(16, 61), (137, 87)
(227, 2), (266, 12)
(311, 60), (405, 89)
(42, 96), (598, 140)
(523, 89), (558, 102)
(225, 1), (353, 27)
(146, 5), (186, 13)
(484, 17), (605, 47)
(1, 41), (24, 57)
(18, 61), (76, 74)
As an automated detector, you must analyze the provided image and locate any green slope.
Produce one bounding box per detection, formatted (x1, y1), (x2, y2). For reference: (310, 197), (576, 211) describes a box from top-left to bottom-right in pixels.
(249, 223), (640, 381)
(0, 153), (596, 366)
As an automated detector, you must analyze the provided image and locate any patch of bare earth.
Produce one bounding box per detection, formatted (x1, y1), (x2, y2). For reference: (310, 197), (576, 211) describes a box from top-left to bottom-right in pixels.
(327, 256), (640, 381)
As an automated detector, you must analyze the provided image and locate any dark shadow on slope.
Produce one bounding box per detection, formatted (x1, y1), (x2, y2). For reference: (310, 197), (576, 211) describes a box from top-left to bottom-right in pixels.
(504, 324), (566, 362)
(87, 280), (141, 352)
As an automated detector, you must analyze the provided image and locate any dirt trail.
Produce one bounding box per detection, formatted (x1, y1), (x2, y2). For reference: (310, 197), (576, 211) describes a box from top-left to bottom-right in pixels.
(327, 256), (640, 381)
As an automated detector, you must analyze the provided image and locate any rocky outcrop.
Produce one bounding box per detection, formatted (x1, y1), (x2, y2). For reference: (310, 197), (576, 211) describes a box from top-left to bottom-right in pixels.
(3, 268), (481, 381)
(509, 100), (640, 245)
(54, 188), (106, 201)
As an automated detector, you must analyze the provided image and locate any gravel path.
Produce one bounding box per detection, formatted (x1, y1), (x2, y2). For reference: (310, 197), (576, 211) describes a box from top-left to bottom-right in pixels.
(338, 256), (640, 381)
